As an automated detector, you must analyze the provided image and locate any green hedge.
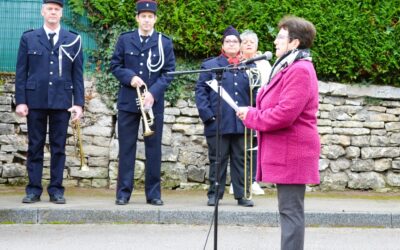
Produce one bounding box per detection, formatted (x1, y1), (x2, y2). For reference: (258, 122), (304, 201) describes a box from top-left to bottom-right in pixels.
(69, 0), (400, 103)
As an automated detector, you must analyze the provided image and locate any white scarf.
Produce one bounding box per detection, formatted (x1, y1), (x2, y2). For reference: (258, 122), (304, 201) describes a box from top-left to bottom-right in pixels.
(267, 49), (312, 84)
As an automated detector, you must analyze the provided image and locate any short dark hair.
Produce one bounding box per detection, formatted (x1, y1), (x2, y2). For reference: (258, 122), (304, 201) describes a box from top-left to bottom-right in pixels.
(278, 16), (316, 49)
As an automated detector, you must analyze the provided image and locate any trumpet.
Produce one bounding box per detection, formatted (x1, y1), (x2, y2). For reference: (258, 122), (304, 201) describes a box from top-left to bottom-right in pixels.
(72, 120), (89, 171)
(136, 83), (155, 137)
(243, 67), (261, 200)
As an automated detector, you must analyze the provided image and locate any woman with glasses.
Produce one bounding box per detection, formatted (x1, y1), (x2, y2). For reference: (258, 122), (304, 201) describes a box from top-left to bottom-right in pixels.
(195, 26), (254, 207)
(237, 16), (320, 250)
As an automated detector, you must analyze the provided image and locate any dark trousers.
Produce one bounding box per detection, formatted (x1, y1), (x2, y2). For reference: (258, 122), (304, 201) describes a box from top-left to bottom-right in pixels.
(277, 184), (306, 250)
(116, 110), (164, 201)
(26, 109), (70, 196)
(206, 134), (245, 200)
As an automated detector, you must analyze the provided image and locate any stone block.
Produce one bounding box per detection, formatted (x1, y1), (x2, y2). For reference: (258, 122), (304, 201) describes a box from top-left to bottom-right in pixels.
(348, 172), (385, 190)
(387, 172), (400, 187)
(187, 165), (206, 182)
(2, 163), (26, 178)
(320, 172), (348, 191)
(0, 123), (14, 134)
(361, 147), (400, 159)
(330, 158), (351, 172)
(92, 178), (108, 188)
(321, 145), (345, 159)
(69, 166), (108, 178)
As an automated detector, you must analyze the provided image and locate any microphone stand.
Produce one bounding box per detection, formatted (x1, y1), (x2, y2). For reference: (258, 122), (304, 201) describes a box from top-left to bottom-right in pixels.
(167, 64), (250, 250)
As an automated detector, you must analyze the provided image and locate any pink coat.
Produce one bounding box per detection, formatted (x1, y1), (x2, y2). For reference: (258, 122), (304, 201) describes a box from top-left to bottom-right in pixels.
(243, 60), (320, 184)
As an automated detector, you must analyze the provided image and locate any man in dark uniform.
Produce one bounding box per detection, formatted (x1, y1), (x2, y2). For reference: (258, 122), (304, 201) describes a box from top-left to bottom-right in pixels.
(15, 0), (84, 204)
(110, 0), (175, 206)
(195, 26), (254, 207)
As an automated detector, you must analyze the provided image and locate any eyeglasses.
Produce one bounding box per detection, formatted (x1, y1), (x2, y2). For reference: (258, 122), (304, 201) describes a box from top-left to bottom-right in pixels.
(276, 34), (289, 40)
(224, 40), (239, 44)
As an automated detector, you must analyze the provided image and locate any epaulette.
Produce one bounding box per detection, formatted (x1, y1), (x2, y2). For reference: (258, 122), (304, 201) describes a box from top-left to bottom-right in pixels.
(23, 29), (34, 34)
(203, 57), (215, 63)
(69, 30), (79, 35)
(160, 33), (172, 40)
(121, 30), (135, 36)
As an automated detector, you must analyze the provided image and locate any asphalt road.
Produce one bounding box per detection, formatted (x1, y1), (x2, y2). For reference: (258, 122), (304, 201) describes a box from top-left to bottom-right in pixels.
(1, 224), (400, 250)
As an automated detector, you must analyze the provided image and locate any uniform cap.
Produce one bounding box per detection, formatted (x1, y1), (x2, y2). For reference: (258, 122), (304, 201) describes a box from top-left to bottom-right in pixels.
(222, 25), (241, 42)
(43, 0), (63, 7)
(136, 0), (157, 14)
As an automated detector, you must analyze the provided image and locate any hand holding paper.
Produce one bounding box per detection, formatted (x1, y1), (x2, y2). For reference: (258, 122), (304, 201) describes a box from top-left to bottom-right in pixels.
(236, 106), (249, 121)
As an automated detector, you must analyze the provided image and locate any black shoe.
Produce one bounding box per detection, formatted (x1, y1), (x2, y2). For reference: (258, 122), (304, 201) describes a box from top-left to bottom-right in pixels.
(115, 198), (128, 205)
(49, 194), (66, 204)
(237, 198), (254, 207)
(22, 194), (41, 203)
(147, 198), (164, 206)
(207, 197), (216, 206)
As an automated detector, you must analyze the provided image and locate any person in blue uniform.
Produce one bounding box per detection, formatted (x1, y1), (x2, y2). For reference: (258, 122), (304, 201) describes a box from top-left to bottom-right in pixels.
(110, 0), (175, 206)
(15, 0), (84, 204)
(195, 26), (254, 207)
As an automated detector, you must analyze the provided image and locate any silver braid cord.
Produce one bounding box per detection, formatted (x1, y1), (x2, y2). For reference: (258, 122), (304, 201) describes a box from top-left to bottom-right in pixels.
(58, 35), (82, 77)
(146, 33), (165, 74)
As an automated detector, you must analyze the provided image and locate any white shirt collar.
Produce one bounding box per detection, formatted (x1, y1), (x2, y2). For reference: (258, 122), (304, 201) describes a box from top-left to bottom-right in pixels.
(139, 29), (154, 41)
(43, 25), (61, 45)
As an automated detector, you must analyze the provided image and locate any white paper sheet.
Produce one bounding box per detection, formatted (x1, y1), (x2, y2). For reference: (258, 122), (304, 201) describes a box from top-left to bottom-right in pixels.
(206, 79), (239, 112)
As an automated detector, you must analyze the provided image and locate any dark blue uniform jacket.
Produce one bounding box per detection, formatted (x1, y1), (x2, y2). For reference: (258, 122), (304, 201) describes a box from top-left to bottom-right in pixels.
(110, 30), (175, 114)
(15, 27), (84, 109)
(195, 55), (251, 137)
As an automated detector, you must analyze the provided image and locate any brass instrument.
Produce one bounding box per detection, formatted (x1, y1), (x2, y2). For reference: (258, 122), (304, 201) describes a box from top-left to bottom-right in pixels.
(72, 120), (89, 171)
(136, 83), (155, 137)
(243, 67), (261, 200)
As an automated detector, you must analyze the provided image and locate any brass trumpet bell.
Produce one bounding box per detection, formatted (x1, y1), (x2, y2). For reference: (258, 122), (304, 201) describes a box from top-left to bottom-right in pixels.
(72, 120), (89, 171)
(136, 83), (155, 137)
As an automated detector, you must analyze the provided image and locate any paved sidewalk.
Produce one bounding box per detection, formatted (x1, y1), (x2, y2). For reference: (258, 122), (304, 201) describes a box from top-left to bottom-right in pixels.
(0, 187), (399, 227)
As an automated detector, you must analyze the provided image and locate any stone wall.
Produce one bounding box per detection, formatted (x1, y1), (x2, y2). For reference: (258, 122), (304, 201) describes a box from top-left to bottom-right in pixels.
(1, 75), (400, 192)
(318, 82), (400, 191)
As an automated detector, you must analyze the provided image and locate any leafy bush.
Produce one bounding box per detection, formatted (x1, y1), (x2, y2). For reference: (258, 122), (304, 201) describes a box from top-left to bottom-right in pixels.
(68, 0), (400, 104)
(165, 58), (200, 104)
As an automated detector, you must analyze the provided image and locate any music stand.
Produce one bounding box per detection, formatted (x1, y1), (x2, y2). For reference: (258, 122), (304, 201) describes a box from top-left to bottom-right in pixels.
(167, 64), (250, 250)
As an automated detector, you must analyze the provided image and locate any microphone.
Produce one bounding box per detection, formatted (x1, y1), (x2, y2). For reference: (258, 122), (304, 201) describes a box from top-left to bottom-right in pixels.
(241, 51), (273, 65)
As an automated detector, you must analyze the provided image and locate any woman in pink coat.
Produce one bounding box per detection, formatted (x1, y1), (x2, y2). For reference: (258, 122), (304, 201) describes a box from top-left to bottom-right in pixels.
(237, 16), (320, 250)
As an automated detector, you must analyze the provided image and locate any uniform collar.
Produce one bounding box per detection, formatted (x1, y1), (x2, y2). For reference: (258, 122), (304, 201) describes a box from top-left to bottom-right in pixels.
(43, 25), (61, 46)
(138, 29), (154, 41)
(43, 25), (61, 37)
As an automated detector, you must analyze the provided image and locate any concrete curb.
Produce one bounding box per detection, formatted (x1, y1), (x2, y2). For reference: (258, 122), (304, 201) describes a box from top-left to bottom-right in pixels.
(1, 208), (399, 228)
(1, 188), (399, 228)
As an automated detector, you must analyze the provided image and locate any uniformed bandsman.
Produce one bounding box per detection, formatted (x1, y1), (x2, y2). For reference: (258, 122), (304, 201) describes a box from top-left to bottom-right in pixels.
(15, 0), (84, 204)
(195, 26), (254, 207)
(110, 0), (176, 206)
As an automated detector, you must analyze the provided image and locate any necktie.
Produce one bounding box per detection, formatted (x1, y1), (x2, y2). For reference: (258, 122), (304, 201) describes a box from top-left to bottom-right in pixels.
(49, 33), (56, 48)
(140, 35), (149, 46)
